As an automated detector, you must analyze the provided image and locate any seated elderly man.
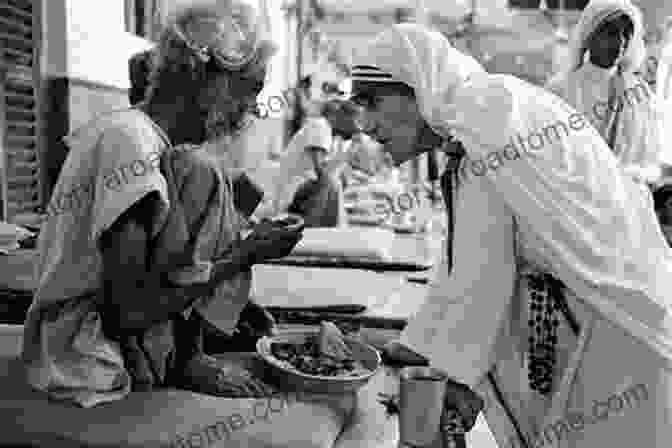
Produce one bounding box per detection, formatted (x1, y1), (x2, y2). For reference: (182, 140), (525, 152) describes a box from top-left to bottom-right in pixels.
(21, 1), (303, 408)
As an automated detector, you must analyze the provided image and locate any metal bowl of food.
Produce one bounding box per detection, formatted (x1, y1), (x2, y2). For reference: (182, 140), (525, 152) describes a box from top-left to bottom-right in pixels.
(256, 326), (382, 395)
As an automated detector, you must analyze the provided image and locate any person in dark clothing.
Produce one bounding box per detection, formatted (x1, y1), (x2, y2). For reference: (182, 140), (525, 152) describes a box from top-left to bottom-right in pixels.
(285, 99), (361, 227)
(128, 49), (155, 106)
(288, 75), (312, 137)
(21, 2), (301, 407)
(653, 183), (672, 245)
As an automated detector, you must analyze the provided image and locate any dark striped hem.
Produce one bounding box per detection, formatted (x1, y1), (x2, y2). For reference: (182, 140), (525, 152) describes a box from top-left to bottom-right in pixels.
(350, 65), (398, 83)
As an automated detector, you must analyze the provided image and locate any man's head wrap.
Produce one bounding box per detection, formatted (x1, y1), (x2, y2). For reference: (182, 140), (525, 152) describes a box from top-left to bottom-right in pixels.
(159, 0), (276, 74)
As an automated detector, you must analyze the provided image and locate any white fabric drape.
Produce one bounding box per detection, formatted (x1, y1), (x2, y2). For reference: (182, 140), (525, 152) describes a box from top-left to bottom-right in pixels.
(657, 30), (672, 167)
(362, 23), (672, 373)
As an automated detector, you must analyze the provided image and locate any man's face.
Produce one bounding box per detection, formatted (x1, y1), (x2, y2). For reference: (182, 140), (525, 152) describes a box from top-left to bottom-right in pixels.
(355, 91), (424, 166)
(587, 15), (633, 69)
(197, 66), (266, 142)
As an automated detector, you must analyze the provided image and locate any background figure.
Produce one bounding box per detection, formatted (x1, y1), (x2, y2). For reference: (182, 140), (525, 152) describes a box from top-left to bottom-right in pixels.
(254, 98), (360, 227)
(656, 18), (672, 173)
(657, 18), (672, 100)
(128, 49), (154, 106)
(286, 98), (360, 227)
(546, 0), (665, 184)
(288, 75), (312, 138)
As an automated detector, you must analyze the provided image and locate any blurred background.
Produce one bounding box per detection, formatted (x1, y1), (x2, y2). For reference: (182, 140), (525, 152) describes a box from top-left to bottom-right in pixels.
(0, 0), (671, 226)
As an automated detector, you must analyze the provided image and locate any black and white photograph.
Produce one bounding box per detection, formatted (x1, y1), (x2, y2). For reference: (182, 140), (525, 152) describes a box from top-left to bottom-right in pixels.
(0, 0), (671, 447)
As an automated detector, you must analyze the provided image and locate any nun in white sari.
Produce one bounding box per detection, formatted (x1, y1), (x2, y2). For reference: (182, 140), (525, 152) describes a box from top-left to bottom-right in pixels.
(357, 23), (672, 448)
(546, 0), (669, 181)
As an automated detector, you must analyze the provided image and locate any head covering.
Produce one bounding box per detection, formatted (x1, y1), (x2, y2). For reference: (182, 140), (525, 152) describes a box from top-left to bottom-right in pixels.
(357, 23), (484, 138)
(546, 0), (666, 181)
(565, 0), (646, 75)
(166, 0), (274, 71)
(362, 24), (672, 364)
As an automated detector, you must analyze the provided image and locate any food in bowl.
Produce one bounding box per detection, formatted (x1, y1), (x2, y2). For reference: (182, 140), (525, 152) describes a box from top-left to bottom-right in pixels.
(269, 322), (372, 378)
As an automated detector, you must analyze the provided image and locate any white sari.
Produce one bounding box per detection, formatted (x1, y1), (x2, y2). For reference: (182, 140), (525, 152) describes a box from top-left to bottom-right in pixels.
(363, 23), (672, 447)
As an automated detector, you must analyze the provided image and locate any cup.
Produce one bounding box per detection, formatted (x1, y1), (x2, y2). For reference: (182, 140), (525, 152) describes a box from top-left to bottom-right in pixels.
(398, 366), (448, 447)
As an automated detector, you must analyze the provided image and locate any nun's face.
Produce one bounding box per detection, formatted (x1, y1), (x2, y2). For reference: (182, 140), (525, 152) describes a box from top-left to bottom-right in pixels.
(356, 92), (426, 166)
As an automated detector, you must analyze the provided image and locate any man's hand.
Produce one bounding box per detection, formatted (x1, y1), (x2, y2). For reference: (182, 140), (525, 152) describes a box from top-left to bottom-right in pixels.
(183, 354), (275, 398)
(239, 226), (303, 266)
(237, 299), (277, 339)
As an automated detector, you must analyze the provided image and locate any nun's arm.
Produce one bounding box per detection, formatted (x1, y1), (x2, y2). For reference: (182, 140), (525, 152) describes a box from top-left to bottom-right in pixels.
(398, 170), (517, 390)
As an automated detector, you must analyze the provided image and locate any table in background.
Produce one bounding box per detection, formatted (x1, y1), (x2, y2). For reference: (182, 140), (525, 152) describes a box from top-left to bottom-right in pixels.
(0, 249), (37, 324)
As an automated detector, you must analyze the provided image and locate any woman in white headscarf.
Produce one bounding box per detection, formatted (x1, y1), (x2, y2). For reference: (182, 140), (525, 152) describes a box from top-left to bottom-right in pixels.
(354, 22), (672, 448)
(654, 17), (672, 103)
(546, 0), (667, 182)
(655, 18), (672, 173)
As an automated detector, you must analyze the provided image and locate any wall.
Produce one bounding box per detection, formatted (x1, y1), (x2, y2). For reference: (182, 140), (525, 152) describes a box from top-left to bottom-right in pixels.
(65, 0), (155, 90)
(40, 0), (154, 194)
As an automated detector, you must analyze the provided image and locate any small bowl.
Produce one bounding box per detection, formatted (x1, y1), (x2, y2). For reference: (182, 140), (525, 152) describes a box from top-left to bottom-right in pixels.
(256, 330), (382, 395)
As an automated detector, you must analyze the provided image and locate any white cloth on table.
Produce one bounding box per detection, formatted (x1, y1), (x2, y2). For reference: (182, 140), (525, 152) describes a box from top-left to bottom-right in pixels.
(250, 264), (403, 309)
(290, 227), (395, 260)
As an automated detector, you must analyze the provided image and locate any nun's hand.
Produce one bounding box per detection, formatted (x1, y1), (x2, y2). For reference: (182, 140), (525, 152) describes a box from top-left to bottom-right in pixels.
(443, 379), (485, 434)
(380, 341), (430, 367)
